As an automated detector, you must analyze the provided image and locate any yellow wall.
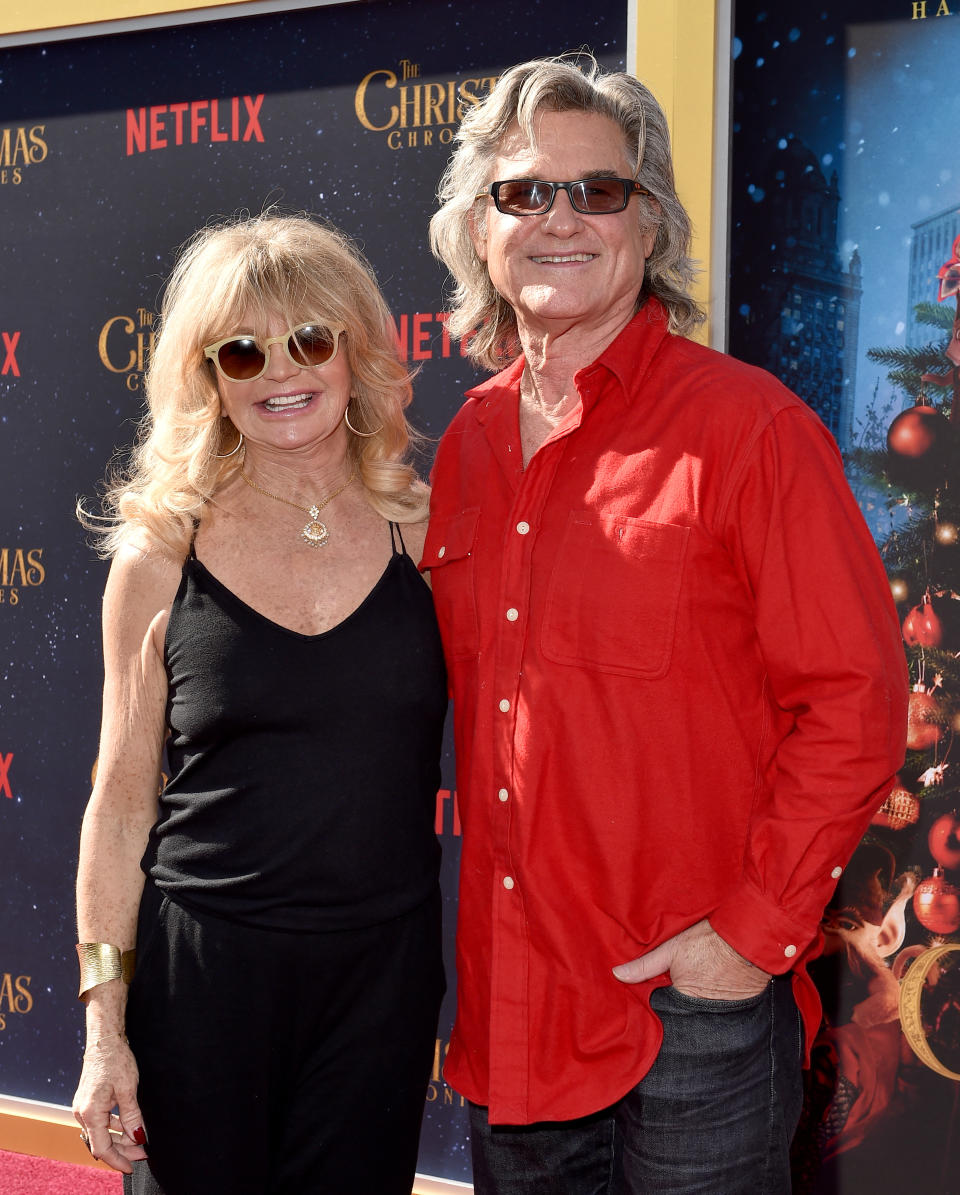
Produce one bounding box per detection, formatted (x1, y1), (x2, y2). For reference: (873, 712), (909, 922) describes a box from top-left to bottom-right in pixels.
(2, 1), (249, 33)
(634, 1), (723, 342)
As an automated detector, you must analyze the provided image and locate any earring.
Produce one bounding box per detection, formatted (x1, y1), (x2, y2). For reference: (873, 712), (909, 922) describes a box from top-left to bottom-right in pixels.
(213, 431), (245, 459)
(343, 405), (382, 438)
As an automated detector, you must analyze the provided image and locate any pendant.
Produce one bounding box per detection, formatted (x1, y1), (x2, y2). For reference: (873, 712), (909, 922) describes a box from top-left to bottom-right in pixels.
(301, 507), (329, 548)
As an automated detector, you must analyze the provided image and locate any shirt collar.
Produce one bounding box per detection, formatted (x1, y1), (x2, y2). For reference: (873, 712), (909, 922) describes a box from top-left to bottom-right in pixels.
(464, 297), (672, 423)
(578, 297), (671, 403)
(466, 356), (525, 426)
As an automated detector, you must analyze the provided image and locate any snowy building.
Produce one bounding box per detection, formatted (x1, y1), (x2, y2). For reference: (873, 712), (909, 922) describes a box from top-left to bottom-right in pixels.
(731, 139), (862, 451)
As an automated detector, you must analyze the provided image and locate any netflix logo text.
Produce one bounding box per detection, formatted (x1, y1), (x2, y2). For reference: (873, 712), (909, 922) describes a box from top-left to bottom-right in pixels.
(125, 96), (265, 156)
(435, 788), (461, 837)
(2, 332), (20, 376)
(394, 313), (472, 362)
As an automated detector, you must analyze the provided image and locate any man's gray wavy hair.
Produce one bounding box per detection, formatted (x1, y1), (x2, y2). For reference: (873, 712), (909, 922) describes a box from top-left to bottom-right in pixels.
(430, 53), (704, 370)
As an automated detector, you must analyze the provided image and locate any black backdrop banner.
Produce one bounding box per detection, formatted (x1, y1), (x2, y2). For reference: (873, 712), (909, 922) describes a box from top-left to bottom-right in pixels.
(0, 2), (625, 1183)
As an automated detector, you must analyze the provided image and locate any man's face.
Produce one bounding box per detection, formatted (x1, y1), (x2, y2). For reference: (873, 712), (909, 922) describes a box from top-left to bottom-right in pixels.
(471, 109), (657, 339)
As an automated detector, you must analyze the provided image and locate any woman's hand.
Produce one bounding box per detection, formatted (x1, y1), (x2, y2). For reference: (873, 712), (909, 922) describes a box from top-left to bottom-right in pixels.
(73, 1034), (148, 1173)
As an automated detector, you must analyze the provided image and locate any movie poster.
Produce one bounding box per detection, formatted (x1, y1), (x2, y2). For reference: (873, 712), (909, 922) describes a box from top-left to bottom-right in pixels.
(0, 1), (626, 1185)
(731, 3), (960, 1190)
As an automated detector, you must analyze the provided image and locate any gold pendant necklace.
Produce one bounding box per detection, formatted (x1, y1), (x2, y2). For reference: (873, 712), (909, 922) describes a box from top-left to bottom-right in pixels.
(240, 468), (357, 548)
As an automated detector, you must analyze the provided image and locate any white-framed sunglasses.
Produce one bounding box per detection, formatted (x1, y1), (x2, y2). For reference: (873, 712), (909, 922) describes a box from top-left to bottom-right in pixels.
(203, 322), (344, 382)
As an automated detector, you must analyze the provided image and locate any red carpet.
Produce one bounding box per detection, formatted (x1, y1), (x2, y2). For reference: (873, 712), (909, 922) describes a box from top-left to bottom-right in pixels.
(0, 1148), (122, 1193)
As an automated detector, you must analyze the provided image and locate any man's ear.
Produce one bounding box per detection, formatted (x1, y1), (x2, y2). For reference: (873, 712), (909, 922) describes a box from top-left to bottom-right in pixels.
(469, 204), (489, 264)
(641, 196), (662, 259)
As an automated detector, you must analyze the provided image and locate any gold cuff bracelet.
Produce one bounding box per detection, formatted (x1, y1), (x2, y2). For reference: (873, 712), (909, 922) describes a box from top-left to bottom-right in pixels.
(76, 942), (136, 1002)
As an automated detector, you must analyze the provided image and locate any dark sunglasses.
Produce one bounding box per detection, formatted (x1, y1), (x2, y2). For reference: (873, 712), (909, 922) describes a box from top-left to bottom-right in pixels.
(478, 177), (651, 217)
(203, 322), (343, 382)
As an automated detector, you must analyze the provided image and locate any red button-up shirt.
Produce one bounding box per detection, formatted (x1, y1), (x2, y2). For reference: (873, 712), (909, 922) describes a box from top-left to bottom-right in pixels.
(422, 301), (907, 1125)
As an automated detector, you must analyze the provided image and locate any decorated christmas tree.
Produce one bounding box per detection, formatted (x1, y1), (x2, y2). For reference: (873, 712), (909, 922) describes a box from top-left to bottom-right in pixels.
(791, 235), (960, 1195)
(853, 232), (960, 1050)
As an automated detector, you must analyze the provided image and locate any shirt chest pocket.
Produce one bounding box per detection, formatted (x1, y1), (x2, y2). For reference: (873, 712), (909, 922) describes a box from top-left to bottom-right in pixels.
(542, 513), (690, 680)
(422, 509), (481, 661)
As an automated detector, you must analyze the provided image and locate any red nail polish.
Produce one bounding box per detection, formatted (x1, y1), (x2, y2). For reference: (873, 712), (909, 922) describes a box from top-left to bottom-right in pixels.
(133, 1127), (147, 1145)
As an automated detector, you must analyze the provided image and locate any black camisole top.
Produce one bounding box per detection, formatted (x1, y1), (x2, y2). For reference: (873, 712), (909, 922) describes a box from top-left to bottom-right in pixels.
(141, 523), (448, 932)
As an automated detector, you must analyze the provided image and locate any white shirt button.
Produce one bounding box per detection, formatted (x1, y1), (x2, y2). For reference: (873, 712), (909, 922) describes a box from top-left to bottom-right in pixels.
(502, 876), (515, 890)
(498, 788), (509, 802)
(506, 607), (519, 622)
(516, 521), (530, 535)
(498, 699), (511, 713)
(437, 545), (446, 558)
(831, 866), (843, 879)
(784, 944), (797, 958)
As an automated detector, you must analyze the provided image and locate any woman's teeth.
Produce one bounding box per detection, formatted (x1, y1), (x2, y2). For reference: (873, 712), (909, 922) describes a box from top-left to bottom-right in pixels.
(264, 393), (311, 412)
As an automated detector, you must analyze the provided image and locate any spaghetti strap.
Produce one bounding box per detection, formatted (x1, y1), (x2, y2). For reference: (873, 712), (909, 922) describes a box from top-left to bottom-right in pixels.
(389, 522), (407, 557)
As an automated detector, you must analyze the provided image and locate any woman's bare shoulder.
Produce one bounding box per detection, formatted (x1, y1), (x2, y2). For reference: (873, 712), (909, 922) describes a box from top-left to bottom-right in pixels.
(108, 538), (183, 602)
(103, 539), (185, 660)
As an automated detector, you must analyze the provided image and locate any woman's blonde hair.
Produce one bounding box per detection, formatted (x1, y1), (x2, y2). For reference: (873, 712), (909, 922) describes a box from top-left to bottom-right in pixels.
(430, 53), (705, 370)
(83, 213), (426, 558)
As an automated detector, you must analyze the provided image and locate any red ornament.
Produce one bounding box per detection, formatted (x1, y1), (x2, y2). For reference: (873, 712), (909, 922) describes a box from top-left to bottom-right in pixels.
(907, 686), (943, 751)
(913, 868), (960, 935)
(887, 402), (944, 460)
(871, 782), (921, 830)
(903, 597), (943, 647)
(929, 812), (960, 870)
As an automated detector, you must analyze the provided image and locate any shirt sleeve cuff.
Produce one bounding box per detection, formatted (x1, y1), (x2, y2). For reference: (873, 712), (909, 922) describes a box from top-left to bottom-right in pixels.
(708, 881), (822, 975)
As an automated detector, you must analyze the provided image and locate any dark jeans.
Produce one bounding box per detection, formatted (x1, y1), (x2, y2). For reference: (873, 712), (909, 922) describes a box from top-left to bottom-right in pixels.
(470, 974), (804, 1195)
